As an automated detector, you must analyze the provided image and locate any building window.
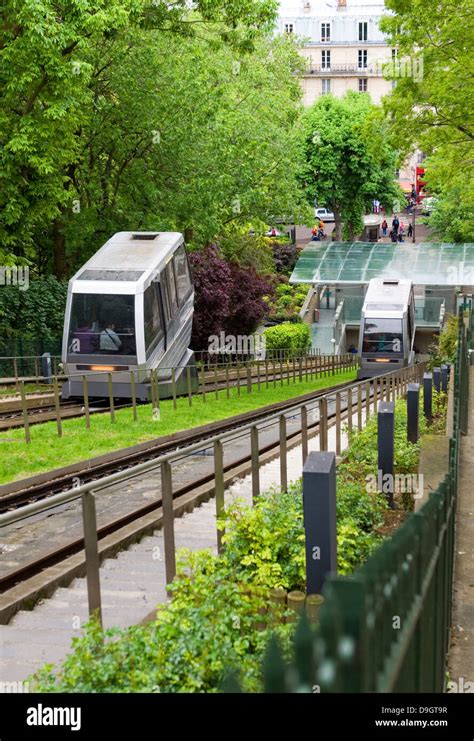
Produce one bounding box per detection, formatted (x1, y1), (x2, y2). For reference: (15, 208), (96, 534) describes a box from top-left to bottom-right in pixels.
(321, 22), (331, 42)
(358, 22), (368, 41)
(358, 78), (368, 92)
(358, 49), (368, 69)
(322, 50), (331, 69)
(284, 23), (294, 34)
(322, 79), (331, 94)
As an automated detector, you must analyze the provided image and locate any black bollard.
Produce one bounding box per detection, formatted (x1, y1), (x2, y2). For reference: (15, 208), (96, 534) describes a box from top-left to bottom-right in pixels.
(441, 364), (448, 393)
(433, 367), (441, 393)
(302, 451), (337, 595)
(41, 352), (52, 384)
(407, 383), (420, 443)
(378, 401), (395, 509)
(423, 373), (433, 422)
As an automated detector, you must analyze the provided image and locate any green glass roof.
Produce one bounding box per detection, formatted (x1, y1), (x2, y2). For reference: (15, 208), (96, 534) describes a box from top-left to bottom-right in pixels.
(290, 242), (474, 285)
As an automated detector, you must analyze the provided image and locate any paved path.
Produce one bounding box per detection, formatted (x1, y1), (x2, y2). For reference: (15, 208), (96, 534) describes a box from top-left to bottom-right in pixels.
(448, 366), (474, 685)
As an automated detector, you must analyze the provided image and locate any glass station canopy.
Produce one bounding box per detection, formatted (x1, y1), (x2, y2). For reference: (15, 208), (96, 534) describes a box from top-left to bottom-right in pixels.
(289, 242), (474, 286)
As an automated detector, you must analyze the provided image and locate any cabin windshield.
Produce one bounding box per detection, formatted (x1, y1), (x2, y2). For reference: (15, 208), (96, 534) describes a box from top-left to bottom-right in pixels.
(68, 294), (136, 356)
(362, 317), (403, 354)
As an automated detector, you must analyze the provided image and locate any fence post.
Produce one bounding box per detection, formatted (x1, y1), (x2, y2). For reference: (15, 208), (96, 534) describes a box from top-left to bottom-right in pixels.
(319, 397), (328, 451)
(433, 366), (441, 394)
(108, 373), (115, 423)
(378, 401), (395, 509)
(225, 365), (230, 400)
(246, 362), (252, 394)
(407, 383), (420, 444)
(250, 425), (260, 502)
(214, 440), (225, 553)
(357, 385), (362, 430)
(302, 451), (338, 595)
(172, 367), (178, 408)
(161, 460), (176, 595)
(301, 405), (308, 464)
(279, 414), (288, 493)
(335, 392), (341, 456)
(81, 491), (102, 624)
(347, 387), (353, 438)
(130, 371), (138, 420)
(53, 376), (63, 437)
(20, 381), (31, 444)
(83, 375), (90, 430)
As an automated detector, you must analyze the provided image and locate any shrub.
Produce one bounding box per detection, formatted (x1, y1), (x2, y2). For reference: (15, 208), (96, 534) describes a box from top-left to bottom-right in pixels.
(269, 282), (309, 322)
(428, 314), (458, 369)
(264, 321), (311, 357)
(189, 245), (274, 350)
(271, 241), (301, 274)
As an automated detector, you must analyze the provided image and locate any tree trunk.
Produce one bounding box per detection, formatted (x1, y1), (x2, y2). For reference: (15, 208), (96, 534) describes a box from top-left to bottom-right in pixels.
(52, 218), (67, 279)
(334, 211), (343, 240)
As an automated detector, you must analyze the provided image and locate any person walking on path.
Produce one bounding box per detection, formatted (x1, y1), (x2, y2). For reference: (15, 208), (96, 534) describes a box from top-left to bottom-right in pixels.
(408, 223), (413, 238)
(382, 219), (388, 237)
(392, 215), (400, 235)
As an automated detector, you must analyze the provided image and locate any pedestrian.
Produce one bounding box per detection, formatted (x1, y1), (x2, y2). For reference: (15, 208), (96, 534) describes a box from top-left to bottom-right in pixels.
(408, 223), (413, 238)
(381, 219), (388, 237)
(390, 229), (397, 243)
(392, 215), (400, 234)
(398, 231), (404, 243)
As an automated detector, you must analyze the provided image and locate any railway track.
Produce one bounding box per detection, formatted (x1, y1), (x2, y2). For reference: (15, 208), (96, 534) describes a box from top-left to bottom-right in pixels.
(0, 377), (354, 514)
(0, 374), (375, 604)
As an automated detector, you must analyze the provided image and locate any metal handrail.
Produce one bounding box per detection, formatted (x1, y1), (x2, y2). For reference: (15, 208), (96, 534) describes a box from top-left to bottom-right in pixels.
(1, 358), (428, 624)
(0, 359), (423, 530)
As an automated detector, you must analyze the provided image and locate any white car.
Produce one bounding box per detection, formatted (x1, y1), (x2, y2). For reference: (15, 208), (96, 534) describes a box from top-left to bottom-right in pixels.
(314, 207), (335, 222)
(421, 196), (438, 216)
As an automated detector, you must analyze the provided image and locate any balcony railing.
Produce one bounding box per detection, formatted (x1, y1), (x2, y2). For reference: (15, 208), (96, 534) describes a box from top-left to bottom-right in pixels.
(304, 63), (384, 76)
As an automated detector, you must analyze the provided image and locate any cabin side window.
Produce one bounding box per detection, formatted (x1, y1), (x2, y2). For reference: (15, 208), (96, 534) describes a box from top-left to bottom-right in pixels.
(165, 261), (179, 316)
(144, 283), (164, 358)
(173, 245), (192, 306)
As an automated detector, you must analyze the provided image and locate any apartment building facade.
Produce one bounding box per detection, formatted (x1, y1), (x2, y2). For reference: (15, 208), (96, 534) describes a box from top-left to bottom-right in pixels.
(277, 0), (395, 105)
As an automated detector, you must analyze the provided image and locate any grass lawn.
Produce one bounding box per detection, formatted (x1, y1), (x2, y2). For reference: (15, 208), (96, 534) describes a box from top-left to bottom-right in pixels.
(0, 368), (356, 484)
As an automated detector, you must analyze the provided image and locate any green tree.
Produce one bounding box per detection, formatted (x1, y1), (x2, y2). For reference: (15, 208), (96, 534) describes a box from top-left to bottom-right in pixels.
(57, 31), (306, 274)
(381, 0), (474, 241)
(300, 93), (400, 240)
(0, 0), (279, 274)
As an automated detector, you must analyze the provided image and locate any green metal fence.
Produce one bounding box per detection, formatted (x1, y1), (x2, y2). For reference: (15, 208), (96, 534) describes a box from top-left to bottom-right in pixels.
(250, 306), (470, 693)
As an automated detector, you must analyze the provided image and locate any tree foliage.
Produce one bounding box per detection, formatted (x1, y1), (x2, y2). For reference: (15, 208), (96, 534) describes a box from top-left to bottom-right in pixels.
(1, 1), (307, 277)
(381, 0), (474, 241)
(189, 245), (273, 349)
(300, 93), (401, 239)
